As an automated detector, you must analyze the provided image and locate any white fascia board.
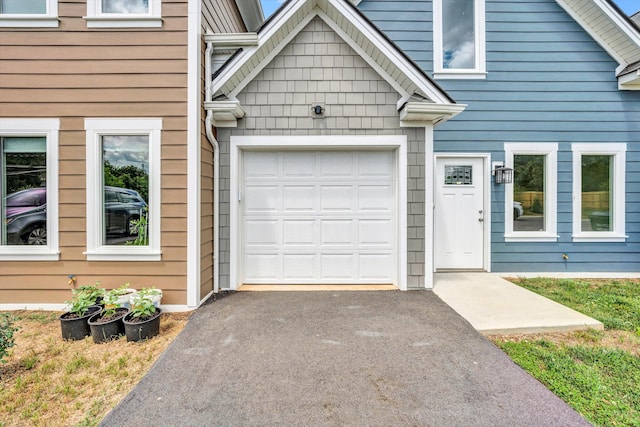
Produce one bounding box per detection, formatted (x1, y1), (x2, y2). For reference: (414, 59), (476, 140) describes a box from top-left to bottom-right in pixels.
(235, 0), (264, 31)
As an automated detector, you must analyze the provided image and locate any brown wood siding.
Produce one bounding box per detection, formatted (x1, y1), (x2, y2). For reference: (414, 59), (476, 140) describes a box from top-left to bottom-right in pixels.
(0, 0), (190, 305)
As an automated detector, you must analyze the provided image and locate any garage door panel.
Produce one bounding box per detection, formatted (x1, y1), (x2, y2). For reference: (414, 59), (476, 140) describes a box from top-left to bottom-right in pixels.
(358, 152), (393, 177)
(283, 220), (315, 246)
(320, 152), (354, 177)
(358, 185), (393, 212)
(244, 254), (279, 281)
(359, 220), (393, 246)
(359, 253), (393, 280)
(245, 220), (279, 247)
(283, 152), (315, 177)
(283, 185), (315, 211)
(321, 254), (355, 280)
(283, 254), (316, 280)
(321, 220), (355, 246)
(242, 150), (396, 285)
(245, 152), (278, 178)
(245, 185), (279, 212)
(320, 185), (354, 212)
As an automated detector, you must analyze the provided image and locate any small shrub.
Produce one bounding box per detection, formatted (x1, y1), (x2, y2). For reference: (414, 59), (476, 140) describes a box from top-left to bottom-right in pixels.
(0, 312), (19, 364)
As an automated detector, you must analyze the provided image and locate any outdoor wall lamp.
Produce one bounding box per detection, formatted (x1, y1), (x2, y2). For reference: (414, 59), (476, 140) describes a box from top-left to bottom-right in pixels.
(493, 165), (513, 184)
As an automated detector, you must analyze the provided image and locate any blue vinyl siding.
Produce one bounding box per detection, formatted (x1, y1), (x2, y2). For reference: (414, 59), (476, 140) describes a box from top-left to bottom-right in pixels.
(360, 0), (640, 272)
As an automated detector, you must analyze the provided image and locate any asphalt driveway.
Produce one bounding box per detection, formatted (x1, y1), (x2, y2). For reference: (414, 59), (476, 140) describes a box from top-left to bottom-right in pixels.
(101, 291), (590, 426)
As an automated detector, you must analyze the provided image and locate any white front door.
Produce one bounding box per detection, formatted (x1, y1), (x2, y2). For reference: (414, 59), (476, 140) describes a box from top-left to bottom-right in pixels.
(241, 150), (396, 284)
(434, 157), (485, 270)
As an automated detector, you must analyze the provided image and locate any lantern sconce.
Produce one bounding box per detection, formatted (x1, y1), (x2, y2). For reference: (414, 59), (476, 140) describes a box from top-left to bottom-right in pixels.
(492, 162), (513, 184)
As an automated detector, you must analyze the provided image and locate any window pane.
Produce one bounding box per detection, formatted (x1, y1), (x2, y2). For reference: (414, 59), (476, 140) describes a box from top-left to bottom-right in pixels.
(513, 155), (545, 232)
(102, 0), (149, 13)
(0, 0), (47, 14)
(443, 0), (475, 69)
(1, 137), (47, 246)
(581, 155), (612, 232)
(444, 165), (473, 185)
(102, 135), (149, 246)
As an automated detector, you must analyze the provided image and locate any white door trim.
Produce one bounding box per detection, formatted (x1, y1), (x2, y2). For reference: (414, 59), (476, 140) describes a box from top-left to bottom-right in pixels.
(230, 135), (408, 290)
(433, 153), (491, 272)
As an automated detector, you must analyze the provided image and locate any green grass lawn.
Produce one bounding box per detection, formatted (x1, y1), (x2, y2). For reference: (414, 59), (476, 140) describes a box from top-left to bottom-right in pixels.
(492, 278), (640, 427)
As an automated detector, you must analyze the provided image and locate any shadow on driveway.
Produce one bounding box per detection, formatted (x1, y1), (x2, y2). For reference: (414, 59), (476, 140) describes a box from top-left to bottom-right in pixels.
(101, 291), (589, 426)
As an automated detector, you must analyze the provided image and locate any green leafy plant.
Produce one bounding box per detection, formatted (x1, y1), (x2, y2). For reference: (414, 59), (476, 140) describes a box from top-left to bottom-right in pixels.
(129, 288), (160, 319)
(74, 283), (104, 306)
(1, 313), (19, 364)
(126, 209), (149, 246)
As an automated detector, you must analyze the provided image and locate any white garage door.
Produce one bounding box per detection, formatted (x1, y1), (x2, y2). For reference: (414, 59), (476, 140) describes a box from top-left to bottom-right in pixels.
(241, 150), (396, 284)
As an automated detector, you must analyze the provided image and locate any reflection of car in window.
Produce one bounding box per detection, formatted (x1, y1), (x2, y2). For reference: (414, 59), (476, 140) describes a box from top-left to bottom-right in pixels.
(4, 186), (147, 245)
(513, 201), (524, 220)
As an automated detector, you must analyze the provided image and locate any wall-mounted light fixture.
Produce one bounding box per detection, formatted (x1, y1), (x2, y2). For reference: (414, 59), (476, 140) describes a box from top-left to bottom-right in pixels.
(312, 104), (324, 115)
(492, 162), (513, 184)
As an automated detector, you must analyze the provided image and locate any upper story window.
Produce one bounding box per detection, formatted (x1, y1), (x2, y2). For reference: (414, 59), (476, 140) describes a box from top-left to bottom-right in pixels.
(0, 119), (60, 261)
(572, 144), (627, 242)
(85, 118), (162, 261)
(433, 0), (486, 79)
(0, 0), (59, 27)
(504, 143), (558, 242)
(85, 0), (162, 28)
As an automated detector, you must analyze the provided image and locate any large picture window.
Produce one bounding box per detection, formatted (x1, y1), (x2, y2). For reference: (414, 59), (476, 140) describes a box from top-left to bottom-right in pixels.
(572, 144), (626, 242)
(85, 0), (161, 27)
(85, 119), (161, 260)
(433, 0), (486, 79)
(504, 143), (557, 242)
(0, 0), (58, 27)
(0, 119), (59, 260)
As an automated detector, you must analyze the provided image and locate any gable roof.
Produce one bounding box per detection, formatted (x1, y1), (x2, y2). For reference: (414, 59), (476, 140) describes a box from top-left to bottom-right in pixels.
(207, 0), (465, 127)
(555, 0), (640, 88)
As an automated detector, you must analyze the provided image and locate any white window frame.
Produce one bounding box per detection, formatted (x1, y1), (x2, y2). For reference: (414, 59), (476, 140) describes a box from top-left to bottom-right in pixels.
(0, 118), (60, 261)
(85, 0), (162, 28)
(504, 143), (558, 242)
(572, 143), (627, 242)
(433, 0), (486, 79)
(84, 118), (162, 261)
(0, 0), (58, 28)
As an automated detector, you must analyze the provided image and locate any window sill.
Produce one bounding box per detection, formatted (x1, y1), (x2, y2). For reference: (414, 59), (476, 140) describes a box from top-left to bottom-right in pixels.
(505, 234), (558, 243)
(0, 249), (60, 261)
(84, 248), (162, 261)
(433, 71), (487, 80)
(84, 16), (163, 28)
(0, 17), (59, 27)
(572, 233), (628, 243)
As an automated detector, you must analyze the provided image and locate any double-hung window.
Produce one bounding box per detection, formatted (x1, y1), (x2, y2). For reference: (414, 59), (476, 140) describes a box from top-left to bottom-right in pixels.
(85, 0), (161, 28)
(504, 143), (558, 242)
(433, 0), (486, 79)
(572, 144), (626, 242)
(0, 0), (58, 27)
(85, 118), (162, 261)
(0, 119), (60, 260)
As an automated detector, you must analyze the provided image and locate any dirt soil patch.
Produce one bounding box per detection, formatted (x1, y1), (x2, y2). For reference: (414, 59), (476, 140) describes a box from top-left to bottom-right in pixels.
(0, 310), (190, 427)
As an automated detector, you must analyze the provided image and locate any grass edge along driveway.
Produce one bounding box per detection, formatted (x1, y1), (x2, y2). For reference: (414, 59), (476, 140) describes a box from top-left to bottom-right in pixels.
(490, 278), (640, 427)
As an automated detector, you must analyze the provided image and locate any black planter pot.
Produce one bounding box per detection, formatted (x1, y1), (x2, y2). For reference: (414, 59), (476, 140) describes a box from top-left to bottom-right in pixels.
(88, 308), (129, 344)
(59, 305), (102, 340)
(123, 308), (162, 342)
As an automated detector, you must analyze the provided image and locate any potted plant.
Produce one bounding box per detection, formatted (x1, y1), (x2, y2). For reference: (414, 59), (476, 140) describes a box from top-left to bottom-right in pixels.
(110, 283), (137, 309)
(59, 287), (102, 340)
(75, 282), (104, 306)
(88, 289), (129, 344)
(123, 288), (162, 342)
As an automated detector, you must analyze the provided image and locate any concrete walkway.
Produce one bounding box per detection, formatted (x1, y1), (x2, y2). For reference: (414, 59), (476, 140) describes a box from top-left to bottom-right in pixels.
(433, 272), (603, 334)
(101, 291), (590, 426)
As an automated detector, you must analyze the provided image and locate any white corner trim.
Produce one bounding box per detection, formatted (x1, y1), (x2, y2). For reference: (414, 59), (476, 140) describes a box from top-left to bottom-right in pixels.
(424, 126), (434, 288)
(186, 0), (201, 307)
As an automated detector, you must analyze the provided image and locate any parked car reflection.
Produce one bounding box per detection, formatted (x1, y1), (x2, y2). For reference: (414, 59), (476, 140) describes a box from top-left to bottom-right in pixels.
(4, 186), (147, 245)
